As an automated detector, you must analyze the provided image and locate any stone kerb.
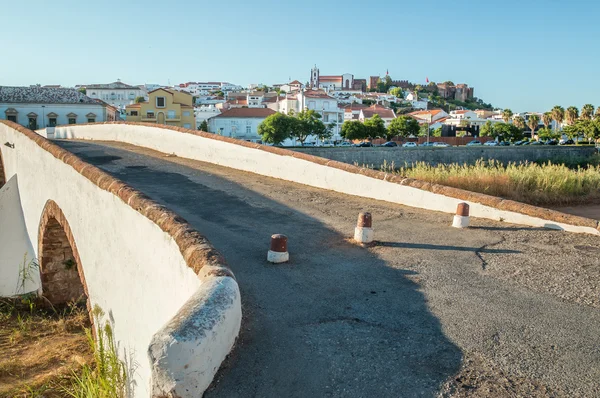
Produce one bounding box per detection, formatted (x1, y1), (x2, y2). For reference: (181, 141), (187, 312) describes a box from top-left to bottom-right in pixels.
(0, 120), (241, 398)
(53, 121), (599, 234)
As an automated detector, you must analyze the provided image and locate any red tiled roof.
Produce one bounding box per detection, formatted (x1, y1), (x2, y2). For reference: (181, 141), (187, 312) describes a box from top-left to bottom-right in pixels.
(410, 109), (444, 117)
(227, 99), (248, 106)
(289, 80), (302, 85)
(303, 90), (334, 99)
(214, 108), (276, 118)
(362, 107), (396, 119)
(319, 76), (342, 82)
(342, 103), (368, 110)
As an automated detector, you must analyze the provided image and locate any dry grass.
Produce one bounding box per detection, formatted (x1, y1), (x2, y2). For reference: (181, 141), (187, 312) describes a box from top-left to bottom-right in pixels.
(382, 159), (600, 206)
(0, 297), (92, 397)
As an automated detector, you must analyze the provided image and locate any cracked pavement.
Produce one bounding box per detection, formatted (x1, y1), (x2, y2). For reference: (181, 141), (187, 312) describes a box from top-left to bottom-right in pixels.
(58, 140), (600, 397)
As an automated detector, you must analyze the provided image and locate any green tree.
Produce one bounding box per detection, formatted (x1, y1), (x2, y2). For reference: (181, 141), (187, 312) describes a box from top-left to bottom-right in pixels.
(418, 123), (430, 137)
(513, 116), (525, 130)
(258, 113), (293, 145)
(565, 106), (579, 125)
(364, 114), (387, 139)
(581, 104), (594, 120)
(199, 120), (208, 131)
(340, 120), (367, 141)
(551, 105), (565, 131)
(501, 109), (513, 123)
(78, 87), (87, 95)
(389, 87), (404, 98)
(595, 107), (600, 121)
(431, 126), (442, 137)
(387, 116), (420, 139)
(542, 112), (553, 129)
(414, 84), (423, 99)
(527, 114), (540, 137)
(290, 110), (327, 146)
(577, 119), (600, 143)
(376, 78), (386, 93)
(480, 120), (493, 137)
(537, 127), (554, 141)
(134, 96), (145, 103)
(384, 75), (393, 91)
(493, 122), (523, 142)
(459, 119), (470, 128)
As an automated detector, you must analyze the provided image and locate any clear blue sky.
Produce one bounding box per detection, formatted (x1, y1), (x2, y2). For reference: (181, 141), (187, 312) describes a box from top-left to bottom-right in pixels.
(1, 0), (598, 112)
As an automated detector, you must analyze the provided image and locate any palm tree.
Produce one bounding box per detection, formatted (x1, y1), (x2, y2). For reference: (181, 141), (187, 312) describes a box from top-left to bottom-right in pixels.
(542, 112), (553, 128)
(565, 106), (579, 126)
(594, 107), (600, 121)
(502, 109), (513, 123)
(581, 104), (594, 120)
(551, 105), (565, 131)
(527, 114), (540, 138)
(513, 116), (525, 130)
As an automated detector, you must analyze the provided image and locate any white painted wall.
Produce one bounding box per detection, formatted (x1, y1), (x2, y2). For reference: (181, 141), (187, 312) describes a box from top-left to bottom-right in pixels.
(0, 175), (37, 295)
(52, 123), (599, 235)
(208, 116), (265, 142)
(0, 123), (241, 397)
(1, 103), (108, 128)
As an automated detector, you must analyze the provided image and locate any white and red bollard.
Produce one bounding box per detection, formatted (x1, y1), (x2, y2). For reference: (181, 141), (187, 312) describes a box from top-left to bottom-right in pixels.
(354, 212), (374, 244)
(452, 203), (470, 228)
(267, 234), (289, 263)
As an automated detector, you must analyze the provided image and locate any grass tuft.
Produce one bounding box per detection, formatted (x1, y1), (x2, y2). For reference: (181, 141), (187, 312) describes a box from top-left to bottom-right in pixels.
(63, 305), (127, 398)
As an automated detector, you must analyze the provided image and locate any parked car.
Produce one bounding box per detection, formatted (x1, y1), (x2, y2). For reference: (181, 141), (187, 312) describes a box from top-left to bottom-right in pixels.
(559, 139), (575, 145)
(483, 141), (498, 146)
(357, 141), (373, 147)
(433, 142), (451, 147)
(529, 140), (543, 145)
(338, 141), (352, 147)
(381, 141), (398, 147)
(498, 141), (511, 146)
(545, 139), (559, 145)
(466, 140), (482, 146)
(402, 142), (418, 148)
(420, 142), (435, 147)
(514, 140), (529, 146)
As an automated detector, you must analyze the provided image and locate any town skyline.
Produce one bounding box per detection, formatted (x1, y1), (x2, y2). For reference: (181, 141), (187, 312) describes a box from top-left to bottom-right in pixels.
(2, 0), (599, 113)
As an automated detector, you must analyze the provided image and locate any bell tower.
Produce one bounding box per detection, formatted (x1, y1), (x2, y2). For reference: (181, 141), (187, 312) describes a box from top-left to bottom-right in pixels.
(310, 65), (319, 89)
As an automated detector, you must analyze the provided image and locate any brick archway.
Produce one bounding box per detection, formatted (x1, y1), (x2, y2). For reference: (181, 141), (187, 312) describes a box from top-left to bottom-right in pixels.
(38, 200), (89, 310)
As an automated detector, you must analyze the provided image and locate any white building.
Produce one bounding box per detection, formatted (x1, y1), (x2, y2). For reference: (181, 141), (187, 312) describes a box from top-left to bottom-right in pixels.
(359, 104), (397, 127)
(309, 65), (363, 92)
(409, 109), (449, 124)
(443, 110), (490, 128)
(83, 81), (147, 108)
(0, 86), (118, 130)
(195, 105), (221, 129)
(207, 108), (275, 142)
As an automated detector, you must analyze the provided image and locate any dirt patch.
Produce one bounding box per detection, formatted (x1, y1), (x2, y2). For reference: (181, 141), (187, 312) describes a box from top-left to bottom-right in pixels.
(0, 298), (92, 397)
(440, 352), (568, 397)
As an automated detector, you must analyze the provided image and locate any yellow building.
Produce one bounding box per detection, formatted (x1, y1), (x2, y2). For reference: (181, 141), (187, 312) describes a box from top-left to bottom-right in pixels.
(125, 88), (195, 129)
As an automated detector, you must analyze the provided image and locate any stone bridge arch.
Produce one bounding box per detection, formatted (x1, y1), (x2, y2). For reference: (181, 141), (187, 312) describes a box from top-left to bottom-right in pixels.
(38, 200), (89, 312)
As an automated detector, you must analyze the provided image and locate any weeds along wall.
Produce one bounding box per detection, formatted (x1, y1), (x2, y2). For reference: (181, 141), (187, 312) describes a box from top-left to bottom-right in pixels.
(52, 122), (599, 235)
(0, 121), (241, 398)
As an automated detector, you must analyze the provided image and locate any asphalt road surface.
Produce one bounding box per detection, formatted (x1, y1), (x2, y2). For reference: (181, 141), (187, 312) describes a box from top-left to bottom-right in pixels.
(57, 140), (600, 397)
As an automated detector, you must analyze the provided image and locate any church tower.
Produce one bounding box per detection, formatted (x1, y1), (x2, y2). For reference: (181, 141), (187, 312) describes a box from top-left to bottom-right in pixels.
(310, 65), (319, 89)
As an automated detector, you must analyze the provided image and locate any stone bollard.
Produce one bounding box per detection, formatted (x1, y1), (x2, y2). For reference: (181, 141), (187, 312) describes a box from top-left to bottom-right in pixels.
(354, 212), (374, 244)
(267, 234), (289, 263)
(452, 203), (470, 228)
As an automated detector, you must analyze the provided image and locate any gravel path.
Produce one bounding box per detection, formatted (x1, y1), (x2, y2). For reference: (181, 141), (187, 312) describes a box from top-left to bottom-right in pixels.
(58, 140), (600, 397)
